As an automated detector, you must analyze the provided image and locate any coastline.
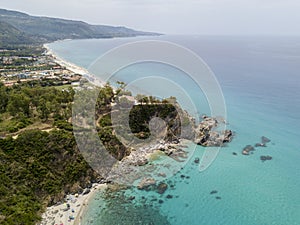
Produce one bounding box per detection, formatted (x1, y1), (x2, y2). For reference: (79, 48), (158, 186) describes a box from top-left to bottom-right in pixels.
(39, 43), (108, 225)
(43, 43), (105, 87)
(39, 184), (106, 225)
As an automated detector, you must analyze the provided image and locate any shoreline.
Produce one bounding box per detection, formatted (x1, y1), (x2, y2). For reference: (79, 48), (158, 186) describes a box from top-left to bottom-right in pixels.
(39, 43), (109, 225)
(39, 184), (106, 225)
(43, 43), (105, 87)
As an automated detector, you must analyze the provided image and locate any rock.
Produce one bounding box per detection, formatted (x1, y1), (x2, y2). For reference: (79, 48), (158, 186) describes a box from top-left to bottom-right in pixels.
(166, 194), (173, 199)
(210, 190), (218, 194)
(255, 143), (266, 147)
(261, 136), (271, 144)
(222, 130), (233, 143)
(137, 177), (156, 191)
(158, 199), (164, 204)
(157, 182), (168, 194)
(260, 155), (272, 162)
(77, 186), (83, 194)
(82, 188), (90, 195)
(128, 196), (135, 201)
(130, 158), (149, 166)
(158, 172), (167, 177)
(242, 145), (255, 155)
(194, 157), (200, 163)
(180, 175), (185, 179)
(194, 117), (233, 147)
(137, 159), (149, 166)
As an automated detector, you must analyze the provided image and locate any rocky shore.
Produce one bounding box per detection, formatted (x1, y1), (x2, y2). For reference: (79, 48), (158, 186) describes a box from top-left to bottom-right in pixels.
(194, 116), (233, 147)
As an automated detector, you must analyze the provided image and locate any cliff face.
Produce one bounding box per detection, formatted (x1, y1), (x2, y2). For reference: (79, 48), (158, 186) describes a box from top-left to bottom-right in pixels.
(127, 104), (232, 147)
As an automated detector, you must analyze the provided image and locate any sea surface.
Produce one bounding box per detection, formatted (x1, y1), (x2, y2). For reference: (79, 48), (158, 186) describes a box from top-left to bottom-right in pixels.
(48, 35), (300, 225)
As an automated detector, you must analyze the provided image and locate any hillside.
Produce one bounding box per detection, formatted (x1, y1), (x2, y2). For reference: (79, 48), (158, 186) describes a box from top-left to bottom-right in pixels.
(0, 21), (36, 47)
(0, 8), (160, 46)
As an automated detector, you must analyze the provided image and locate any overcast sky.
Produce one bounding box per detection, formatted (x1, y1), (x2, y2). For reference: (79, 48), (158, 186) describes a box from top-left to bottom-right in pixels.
(1, 0), (300, 35)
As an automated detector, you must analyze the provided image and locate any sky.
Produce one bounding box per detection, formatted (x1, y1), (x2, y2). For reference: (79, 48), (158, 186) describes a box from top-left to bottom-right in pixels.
(1, 0), (300, 35)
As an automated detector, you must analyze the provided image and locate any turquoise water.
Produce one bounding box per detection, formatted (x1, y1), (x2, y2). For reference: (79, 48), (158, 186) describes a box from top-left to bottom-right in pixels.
(48, 36), (300, 225)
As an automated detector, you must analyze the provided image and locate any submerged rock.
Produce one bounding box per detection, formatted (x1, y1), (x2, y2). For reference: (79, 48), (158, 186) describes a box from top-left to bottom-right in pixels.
(261, 136), (271, 144)
(166, 194), (173, 199)
(215, 196), (222, 200)
(210, 190), (218, 195)
(194, 157), (200, 164)
(232, 152), (237, 156)
(128, 196), (135, 201)
(260, 155), (272, 162)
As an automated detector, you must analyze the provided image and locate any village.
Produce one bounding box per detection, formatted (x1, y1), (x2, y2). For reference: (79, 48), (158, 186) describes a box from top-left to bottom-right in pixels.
(0, 47), (81, 87)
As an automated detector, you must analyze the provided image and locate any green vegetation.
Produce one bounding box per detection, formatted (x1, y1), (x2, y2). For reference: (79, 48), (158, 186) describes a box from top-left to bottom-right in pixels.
(0, 129), (98, 225)
(129, 104), (179, 140)
(0, 81), (99, 224)
(0, 8), (160, 47)
(0, 75), (188, 224)
(0, 82), (74, 136)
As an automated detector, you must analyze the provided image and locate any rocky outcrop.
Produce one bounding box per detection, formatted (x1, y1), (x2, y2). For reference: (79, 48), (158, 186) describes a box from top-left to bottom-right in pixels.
(137, 177), (156, 191)
(194, 117), (233, 147)
(242, 145), (255, 155)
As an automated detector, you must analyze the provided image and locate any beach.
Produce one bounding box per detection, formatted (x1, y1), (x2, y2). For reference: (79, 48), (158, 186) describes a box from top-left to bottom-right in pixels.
(44, 43), (105, 87)
(39, 184), (106, 225)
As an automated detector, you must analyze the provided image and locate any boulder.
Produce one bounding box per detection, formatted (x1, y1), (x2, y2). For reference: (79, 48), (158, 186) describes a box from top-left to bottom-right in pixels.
(82, 188), (90, 195)
(156, 182), (168, 194)
(137, 177), (156, 191)
(255, 143), (266, 147)
(242, 145), (255, 155)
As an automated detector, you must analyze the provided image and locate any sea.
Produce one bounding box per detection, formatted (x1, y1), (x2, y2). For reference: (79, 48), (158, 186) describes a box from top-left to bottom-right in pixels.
(48, 35), (300, 225)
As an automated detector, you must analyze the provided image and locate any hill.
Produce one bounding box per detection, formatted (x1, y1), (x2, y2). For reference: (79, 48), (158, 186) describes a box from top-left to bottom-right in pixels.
(0, 21), (36, 47)
(0, 8), (160, 46)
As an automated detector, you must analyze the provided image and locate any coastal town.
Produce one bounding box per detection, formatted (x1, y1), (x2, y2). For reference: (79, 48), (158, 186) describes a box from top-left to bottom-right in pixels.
(0, 45), (82, 88)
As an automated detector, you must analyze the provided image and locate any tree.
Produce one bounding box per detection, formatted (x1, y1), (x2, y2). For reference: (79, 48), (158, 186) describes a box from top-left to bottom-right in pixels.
(135, 94), (146, 105)
(0, 84), (8, 113)
(38, 98), (50, 121)
(7, 93), (31, 117)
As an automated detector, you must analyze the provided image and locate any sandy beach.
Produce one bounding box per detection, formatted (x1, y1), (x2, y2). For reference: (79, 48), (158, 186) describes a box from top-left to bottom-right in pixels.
(43, 43), (104, 87)
(39, 184), (106, 225)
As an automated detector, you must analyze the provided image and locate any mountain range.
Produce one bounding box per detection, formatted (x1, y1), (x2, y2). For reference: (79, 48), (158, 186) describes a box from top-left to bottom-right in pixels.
(0, 8), (160, 47)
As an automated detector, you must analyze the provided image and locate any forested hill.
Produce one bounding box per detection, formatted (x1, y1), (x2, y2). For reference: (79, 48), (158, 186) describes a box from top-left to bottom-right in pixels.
(0, 8), (160, 46)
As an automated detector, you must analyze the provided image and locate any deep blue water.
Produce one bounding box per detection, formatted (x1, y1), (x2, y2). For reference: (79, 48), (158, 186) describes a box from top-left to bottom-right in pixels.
(48, 35), (300, 225)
